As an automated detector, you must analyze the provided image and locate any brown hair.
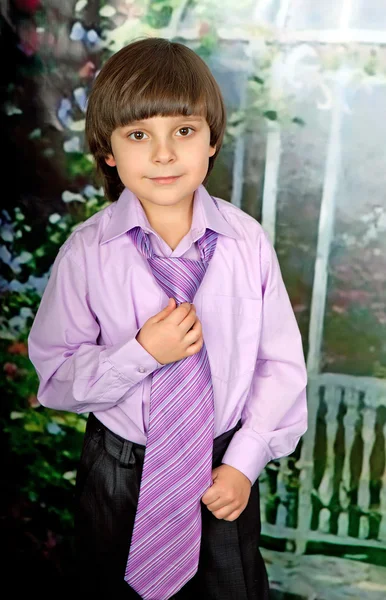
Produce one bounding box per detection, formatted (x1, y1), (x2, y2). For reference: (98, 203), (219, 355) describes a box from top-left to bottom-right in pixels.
(85, 37), (226, 202)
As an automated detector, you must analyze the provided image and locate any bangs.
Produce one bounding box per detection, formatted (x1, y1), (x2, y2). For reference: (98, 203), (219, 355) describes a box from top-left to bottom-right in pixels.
(114, 68), (209, 127)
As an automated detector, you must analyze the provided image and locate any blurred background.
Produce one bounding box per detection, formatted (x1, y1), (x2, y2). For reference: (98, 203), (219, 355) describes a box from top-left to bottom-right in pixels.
(1, 1), (385, 598)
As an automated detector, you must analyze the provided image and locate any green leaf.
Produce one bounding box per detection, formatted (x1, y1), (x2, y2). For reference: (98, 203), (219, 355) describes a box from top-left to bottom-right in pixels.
(10, 411), (25, 420)
(249, 75), (264, 85)
(263, 110), (278, 121)
(24, 422), (45, 432)
(28, 128), (42, 140)
(66, 153), (95, 178)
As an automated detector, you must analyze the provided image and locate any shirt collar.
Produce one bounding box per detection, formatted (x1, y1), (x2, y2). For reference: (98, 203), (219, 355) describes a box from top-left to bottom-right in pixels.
(99, 184), (240, 246)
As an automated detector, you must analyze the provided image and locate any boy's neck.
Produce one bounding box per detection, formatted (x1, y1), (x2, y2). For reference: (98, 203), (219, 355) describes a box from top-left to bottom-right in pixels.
(139, 193), (194, 251)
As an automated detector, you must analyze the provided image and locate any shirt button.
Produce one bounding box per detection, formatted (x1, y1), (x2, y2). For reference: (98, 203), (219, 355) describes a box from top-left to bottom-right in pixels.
(137, 366), (146, 373)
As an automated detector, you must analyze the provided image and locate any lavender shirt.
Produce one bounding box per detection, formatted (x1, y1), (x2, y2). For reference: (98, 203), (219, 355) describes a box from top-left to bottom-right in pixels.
(28, 184), (308, 483)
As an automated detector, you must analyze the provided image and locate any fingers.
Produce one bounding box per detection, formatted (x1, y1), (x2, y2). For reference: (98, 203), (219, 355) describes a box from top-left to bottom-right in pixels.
(153, 300), (203, 359)
(165, 302), (193, 326)
(205, 497), (229, 512)
(213, 504), (239, 520)
(201, 491), (220, 507)
(152, 298), (176, 323)
(173, 307), (203, 357)
(204, 494), (241, 520)
(184, 319), (202, 346)
(219, 508), (241, 522)
(185, 337), (204, 357)
(206, 497), (244, 521)
(178, 304), (197, 334)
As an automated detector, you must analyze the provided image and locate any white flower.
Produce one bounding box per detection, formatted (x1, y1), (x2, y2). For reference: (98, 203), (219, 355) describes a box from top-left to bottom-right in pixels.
(64, 137), (81, 152)
(27, 274), (50, 295)
(58, 97), (73, 128)
(18, 251), (33, 264)
(86, 29), (101, 45)
(83, 184), (103, 198)
(1, 226), (13, 243)
(9, 280), (26, 292)
(9, 315), (26, 331)
(99, 5), (116, 18)
(0, 245), (12, 264)
(75, 0), (88, 12)
(69, 119), (85, 132)
(70, 22), (86, 41)
(73, 87), (88, 113)
(62, 191), (86, 203)
(49, 213), (62, 224)
(47, 422), (63, 435)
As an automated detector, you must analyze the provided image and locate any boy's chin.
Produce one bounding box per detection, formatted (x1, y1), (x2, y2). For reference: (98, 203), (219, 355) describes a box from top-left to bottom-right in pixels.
(136, 188), (197, 207)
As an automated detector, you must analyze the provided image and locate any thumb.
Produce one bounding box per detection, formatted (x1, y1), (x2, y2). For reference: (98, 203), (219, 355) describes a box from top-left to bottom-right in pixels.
(153, 297), (176, 322)
(212, 467), (220, 482)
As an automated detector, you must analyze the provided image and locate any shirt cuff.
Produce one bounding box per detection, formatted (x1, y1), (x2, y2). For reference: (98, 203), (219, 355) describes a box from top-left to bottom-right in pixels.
(221, 428), (271, 485)
(102, 332), (162, 384)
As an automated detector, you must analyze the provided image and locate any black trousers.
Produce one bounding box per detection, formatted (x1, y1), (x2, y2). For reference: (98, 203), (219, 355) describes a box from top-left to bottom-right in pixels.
(74, 413), (269, 599)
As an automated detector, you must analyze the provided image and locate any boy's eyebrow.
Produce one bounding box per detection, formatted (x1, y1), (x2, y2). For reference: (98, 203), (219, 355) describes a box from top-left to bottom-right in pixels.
(125, 115), (205, 126)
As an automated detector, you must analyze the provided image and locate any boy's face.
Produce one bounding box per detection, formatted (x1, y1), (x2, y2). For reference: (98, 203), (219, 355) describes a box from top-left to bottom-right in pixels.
(105, 115), (216, 210)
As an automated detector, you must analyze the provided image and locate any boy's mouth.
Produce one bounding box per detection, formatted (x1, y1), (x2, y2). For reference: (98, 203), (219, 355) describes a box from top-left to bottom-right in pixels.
(149, 176), (181, 185)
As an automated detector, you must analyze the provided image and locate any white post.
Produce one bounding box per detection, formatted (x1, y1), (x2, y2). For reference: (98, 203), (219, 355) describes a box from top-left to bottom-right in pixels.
(306, 80), (344, 375)
(259, 0), (290, 243)
(231, 68), (249, 208)
(306, 0), (352, 375)
(261, 122), (281, 243)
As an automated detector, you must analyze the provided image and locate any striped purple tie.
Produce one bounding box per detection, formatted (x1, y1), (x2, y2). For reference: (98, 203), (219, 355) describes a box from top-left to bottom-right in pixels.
(125, 225), (218, 599)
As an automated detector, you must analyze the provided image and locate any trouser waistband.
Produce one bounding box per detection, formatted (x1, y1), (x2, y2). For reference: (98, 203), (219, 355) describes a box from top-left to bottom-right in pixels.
(86, 412), (241, 467)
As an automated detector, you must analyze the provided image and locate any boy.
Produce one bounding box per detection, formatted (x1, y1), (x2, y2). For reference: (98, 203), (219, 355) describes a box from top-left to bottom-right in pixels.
(28, 37), (308, 599)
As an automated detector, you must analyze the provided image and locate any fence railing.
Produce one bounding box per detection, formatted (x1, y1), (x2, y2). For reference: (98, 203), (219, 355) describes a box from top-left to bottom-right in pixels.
(260, 373), (386, 556)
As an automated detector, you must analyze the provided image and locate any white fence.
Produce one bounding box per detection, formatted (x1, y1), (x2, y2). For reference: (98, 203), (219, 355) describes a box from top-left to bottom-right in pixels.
(260, 373), (386, 556)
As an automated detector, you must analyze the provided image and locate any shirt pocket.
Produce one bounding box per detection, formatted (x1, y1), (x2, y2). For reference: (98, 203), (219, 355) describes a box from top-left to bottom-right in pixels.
(200, 295), (262, 382)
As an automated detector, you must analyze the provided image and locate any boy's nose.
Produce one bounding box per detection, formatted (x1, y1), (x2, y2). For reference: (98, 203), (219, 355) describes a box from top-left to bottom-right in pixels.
(153, 142), (176, 164)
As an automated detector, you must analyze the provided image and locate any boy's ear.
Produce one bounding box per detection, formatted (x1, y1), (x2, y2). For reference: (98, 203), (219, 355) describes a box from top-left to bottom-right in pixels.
(105, 154), (116, 167)
(209, 145), (216, 158)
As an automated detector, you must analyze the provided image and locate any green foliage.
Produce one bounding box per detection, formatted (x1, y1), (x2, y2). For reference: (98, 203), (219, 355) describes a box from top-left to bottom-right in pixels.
(1, 191), (109, 338)
(145, 0), (174, 28)
(4, 401), (86, 516)
(373, 362), (386, 379)
(1, 341), (84, 534)
(0, 187), (109, 535)
(65, 152), (95, 178)
(193, 28), (219, 60)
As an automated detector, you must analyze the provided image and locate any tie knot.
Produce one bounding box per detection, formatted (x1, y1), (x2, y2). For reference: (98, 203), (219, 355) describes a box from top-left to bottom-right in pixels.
(197, 229), (218, 263)
(128, 226), (218, 263)
(128, 226), (218, 305)
(129, 227), (153, 259)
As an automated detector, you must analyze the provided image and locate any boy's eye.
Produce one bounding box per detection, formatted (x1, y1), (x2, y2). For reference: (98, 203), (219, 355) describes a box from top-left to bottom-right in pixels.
(127, 127), (194, 140)
(128, 131), (148, 141)
(176, 127), (194, 137)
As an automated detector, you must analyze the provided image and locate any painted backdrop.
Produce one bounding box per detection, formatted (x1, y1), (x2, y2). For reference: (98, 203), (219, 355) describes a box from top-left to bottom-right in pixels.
(1, 1), (385, 598)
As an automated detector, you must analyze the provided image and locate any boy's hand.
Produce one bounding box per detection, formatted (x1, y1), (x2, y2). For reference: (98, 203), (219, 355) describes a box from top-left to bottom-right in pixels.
(136, 298), (203, 365)
(201, 464), (251, 521)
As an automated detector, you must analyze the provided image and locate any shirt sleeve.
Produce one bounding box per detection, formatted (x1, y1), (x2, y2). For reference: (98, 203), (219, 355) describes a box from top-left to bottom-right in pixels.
(27, 248), (161, 414)
(221, 230), (308, 484)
